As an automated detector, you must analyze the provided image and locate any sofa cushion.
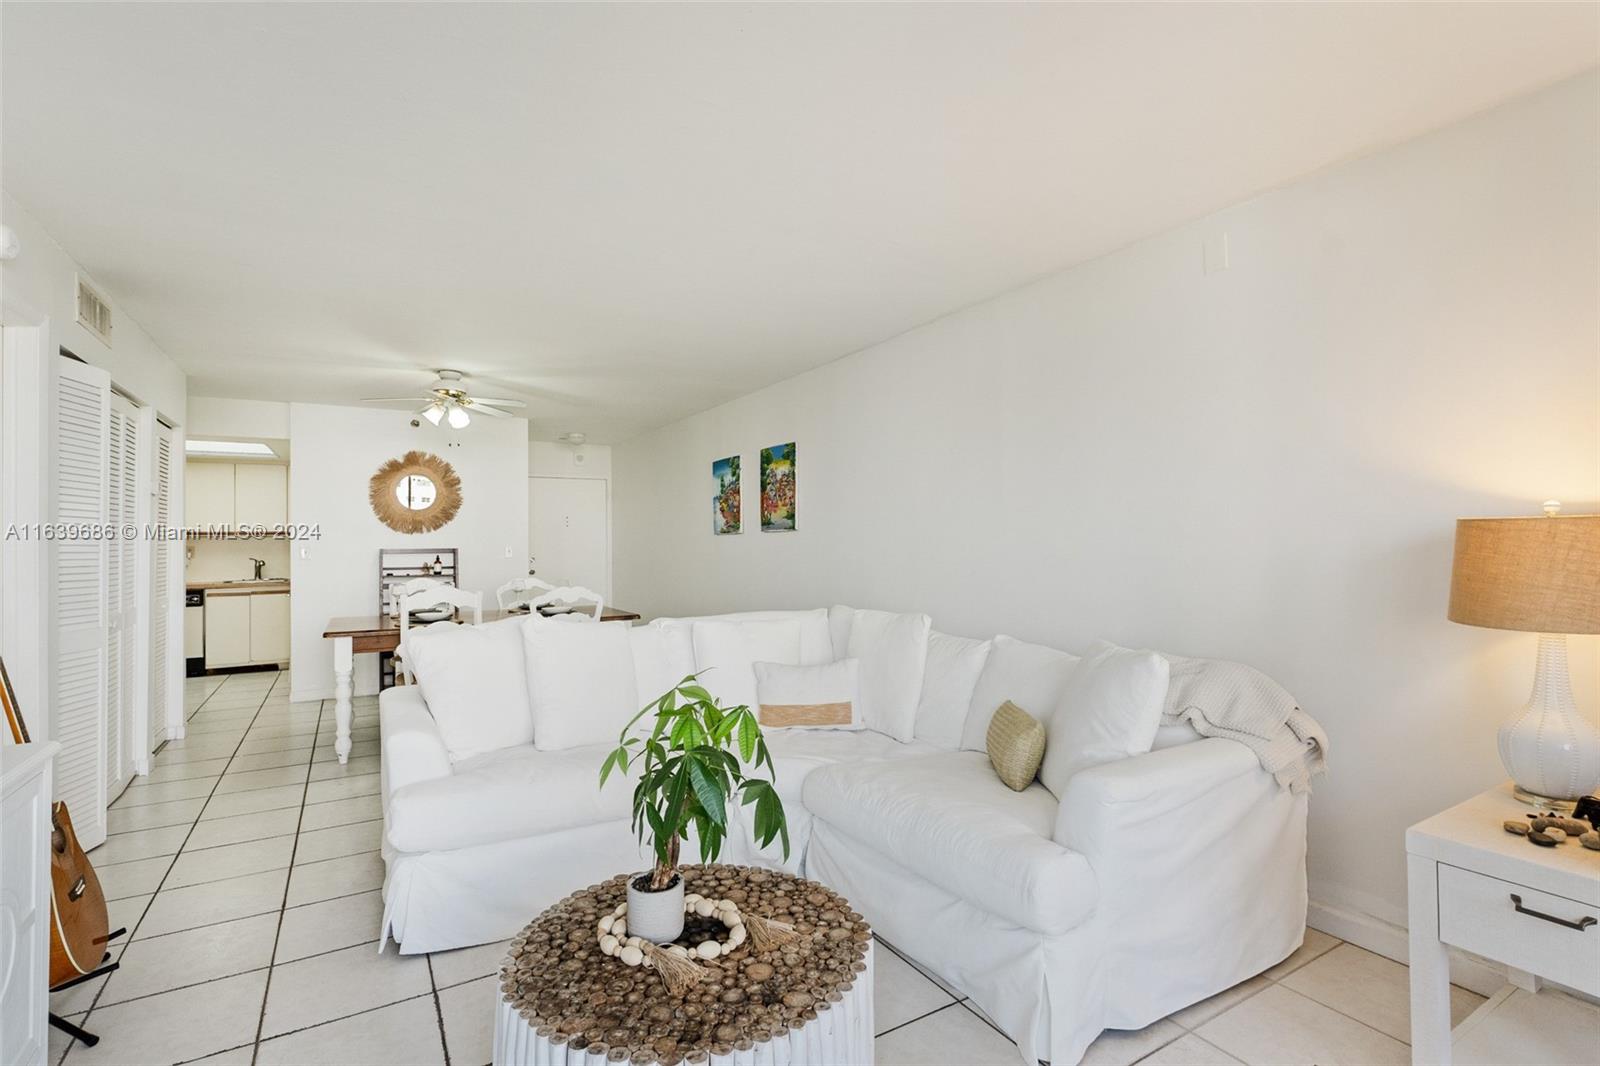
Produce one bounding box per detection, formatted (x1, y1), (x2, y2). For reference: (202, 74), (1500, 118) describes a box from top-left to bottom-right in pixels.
(387, 742), (635, 853)
(406, 617), (533, 761)
(844, 609), (931, 742)
(802, 750), (1097, 935)
(961, 635), (1080, 752)
(827, 604), (854, 659)
(524, 621), (640, 751)
(915, 631), (992, 749)
(654, 609), (833, 664)
(753, 658), (863, 730)
(691, 619), (803, 710)
(629, 623), (697, 707)
(1039, 641), (1169, 798)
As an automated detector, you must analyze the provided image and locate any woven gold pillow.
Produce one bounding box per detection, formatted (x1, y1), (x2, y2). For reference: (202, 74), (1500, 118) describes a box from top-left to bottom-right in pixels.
(986, 700), (1046, 791)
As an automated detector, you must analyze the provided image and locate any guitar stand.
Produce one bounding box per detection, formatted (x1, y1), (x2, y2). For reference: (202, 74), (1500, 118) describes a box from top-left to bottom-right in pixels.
(47, 926), (126, 1048)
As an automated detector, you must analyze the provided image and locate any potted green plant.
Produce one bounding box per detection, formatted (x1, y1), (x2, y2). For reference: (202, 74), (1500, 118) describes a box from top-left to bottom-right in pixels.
(599, 674), (789, 943)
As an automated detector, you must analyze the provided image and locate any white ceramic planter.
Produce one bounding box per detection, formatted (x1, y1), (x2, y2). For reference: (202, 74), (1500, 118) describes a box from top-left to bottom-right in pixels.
(626, 874), (685, 943)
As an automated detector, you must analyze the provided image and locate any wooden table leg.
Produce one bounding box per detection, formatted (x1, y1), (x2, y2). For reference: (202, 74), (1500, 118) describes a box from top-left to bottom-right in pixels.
(333, 635), (353, 764)
(1408, 852), (1452, 1065)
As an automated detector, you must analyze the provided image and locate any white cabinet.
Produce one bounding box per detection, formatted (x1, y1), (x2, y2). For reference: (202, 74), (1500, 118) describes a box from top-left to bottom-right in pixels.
(204, 593), (252, 667)
(1, 742), (59, 1066)
(184, 461), (287, 530)
(248, 592), (291, 663)
(234, 464), (287, 528)
(205, 590), (289, 668)
(185, 462), (236, 528)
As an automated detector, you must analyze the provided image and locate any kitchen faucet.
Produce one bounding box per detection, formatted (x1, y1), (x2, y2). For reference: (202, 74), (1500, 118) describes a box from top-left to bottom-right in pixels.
(250, 557), (266, 581)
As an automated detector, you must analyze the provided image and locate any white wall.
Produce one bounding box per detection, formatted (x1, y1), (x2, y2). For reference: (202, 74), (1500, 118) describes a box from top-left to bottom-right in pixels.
(614, 74), (1600, 935)
(186, 396), (291, 440)
(288, 403), (529, 700)
(0, 190), (186, 421)
(185, 539), (291, 584)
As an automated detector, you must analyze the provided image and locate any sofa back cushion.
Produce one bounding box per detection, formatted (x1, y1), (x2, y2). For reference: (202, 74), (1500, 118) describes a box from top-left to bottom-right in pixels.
(844, 609), (931, 742)
(407, 617), (533, 761)
(961, 635), (1080, 751)
(691, 619), (804, 710)
(524, 620), (640, 751)
(654, 609), (833, 664)
(629, 623), (697, 707)
(1038, 641), (1169, 797)
(753, 658), (863, 730)
(914, 631), (992, 749)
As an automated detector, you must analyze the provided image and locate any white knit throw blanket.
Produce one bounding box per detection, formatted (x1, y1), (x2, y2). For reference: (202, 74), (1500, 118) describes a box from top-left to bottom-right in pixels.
(1161, 655), (1328, 793)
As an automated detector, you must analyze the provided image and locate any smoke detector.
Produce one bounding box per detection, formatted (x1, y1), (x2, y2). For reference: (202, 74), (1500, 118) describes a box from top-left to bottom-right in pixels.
(557, 432), (587, 447)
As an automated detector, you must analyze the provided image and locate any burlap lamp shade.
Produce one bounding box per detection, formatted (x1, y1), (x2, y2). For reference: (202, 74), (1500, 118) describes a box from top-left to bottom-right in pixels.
(1449, 515), (1600, 634)
(1447, 511), (1600, 809)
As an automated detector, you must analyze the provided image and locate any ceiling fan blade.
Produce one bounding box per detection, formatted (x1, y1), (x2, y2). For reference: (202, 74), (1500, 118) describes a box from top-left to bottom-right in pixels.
(360, 396), (428, 404)
(465, 395), (527, 408)
(467, 402), (513, 417)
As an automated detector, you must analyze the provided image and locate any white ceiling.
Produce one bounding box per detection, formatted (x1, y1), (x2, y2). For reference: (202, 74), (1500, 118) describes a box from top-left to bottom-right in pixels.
(4, 3), (1595, 442)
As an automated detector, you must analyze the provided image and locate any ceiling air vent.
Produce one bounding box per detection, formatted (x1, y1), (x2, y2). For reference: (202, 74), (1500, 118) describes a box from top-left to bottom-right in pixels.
(76, 275), (112, 346)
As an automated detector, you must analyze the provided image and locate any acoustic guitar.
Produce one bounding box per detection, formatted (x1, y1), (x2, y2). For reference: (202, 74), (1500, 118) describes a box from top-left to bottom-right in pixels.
(1, 658), (113, 987)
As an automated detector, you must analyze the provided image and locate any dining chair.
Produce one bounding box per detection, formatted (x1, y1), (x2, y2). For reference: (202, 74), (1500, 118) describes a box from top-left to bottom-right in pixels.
(396, 583), (483, 684)
(496, 575), (556, 611)
(525, 585), (605, 622)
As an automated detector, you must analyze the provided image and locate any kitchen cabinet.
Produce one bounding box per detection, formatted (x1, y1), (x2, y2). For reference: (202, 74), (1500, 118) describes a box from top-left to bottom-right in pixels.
(234, 464), (287, 528)
(248, 591), (291, 663)
(185, 462), (236, 528)
(204, 592), (252, 667)
(184, 461), (288, 531)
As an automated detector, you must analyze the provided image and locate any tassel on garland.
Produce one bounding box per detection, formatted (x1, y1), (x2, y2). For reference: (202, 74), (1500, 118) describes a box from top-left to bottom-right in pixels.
(743, 912), (800, 952)
(642, 942), (706, 997)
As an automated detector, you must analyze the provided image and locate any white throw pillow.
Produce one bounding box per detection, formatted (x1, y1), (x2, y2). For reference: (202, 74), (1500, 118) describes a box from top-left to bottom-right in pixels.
(752, 659), (863, 731)
(524, 621), (641, 751)
(406, 618), (533, 761)
(1038, 640), (1170, 798)
(629, 623), (697, 707)
(845, 609), (931, 742)
(691, 620), (803, 710)
(654, 609), (833, 664)
(961, 635), (1080, 751)
(914, 631), (992, 749)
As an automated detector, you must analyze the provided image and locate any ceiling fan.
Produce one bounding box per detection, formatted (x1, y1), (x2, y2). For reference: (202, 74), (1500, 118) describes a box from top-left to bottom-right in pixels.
(361, 369), (526, 429)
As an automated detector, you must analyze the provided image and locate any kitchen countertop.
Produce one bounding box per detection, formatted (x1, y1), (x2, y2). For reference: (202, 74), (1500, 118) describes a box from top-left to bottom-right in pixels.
(186, 579), (290, 592)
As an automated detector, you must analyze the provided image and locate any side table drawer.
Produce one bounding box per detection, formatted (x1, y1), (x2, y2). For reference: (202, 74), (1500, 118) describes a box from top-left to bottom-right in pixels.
(1438, 864), (1600, 996)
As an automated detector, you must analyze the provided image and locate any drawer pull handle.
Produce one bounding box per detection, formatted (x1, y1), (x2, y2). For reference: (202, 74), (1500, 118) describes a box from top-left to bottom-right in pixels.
(1510, 893), (1597, 932)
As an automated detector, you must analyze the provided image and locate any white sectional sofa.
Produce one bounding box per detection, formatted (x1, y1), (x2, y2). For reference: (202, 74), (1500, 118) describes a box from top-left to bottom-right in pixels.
(379, 606), (1309, 1066)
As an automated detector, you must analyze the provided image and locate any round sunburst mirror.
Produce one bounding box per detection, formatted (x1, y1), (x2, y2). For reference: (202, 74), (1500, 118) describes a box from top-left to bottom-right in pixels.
(370, 451), (462, 533)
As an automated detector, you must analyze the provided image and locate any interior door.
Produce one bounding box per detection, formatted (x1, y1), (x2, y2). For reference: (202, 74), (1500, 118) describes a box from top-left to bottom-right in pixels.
(105, 392), (139, 798)
(529, 477), (608, 596)
(150, 422), (176, 747)
(54, 356), (111, 849)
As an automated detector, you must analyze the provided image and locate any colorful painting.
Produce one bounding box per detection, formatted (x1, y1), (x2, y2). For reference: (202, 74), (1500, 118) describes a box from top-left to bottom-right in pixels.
(713, 455), (741, 534)
(760, 442), (796, 531)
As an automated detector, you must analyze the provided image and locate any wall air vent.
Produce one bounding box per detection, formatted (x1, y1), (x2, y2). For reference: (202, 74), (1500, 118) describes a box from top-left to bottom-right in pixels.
(76, 275), (112, 346)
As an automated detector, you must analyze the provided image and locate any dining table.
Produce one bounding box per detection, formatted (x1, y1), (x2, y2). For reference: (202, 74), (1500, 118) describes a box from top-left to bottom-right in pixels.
(320, 604), (642, 762)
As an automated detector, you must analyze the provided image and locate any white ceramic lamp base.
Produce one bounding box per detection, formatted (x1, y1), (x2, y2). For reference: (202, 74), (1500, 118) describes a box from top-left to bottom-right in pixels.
(1498, 633), (1600, 811)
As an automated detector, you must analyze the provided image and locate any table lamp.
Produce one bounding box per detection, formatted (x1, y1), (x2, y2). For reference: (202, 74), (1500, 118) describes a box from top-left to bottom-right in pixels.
(1448, 504), (1600, 811)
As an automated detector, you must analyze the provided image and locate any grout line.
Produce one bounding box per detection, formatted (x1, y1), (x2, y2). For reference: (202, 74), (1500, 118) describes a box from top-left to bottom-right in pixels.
(65, 672), (283, 1062)
(251, 991), (437, 1049)
(873, 1001), (980, 1041)
(251, 695), (326, 1066)
(427, 955), (452, 1066)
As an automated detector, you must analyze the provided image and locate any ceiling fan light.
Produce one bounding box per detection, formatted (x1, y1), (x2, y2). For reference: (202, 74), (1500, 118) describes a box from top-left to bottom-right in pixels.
(447, 404), (471, 429)
(421, 403), (445, 426)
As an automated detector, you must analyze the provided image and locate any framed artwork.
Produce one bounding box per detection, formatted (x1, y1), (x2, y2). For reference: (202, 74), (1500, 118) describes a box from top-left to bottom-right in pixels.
(713, 455), (741, 534)
(760, 442), (796, 531)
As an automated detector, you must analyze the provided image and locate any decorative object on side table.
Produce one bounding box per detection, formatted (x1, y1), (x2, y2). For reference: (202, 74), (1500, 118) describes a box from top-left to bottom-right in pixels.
(495, 866), (874, 1066)
(599, 675), (790, 944)
(1448, 503), (1600, 811)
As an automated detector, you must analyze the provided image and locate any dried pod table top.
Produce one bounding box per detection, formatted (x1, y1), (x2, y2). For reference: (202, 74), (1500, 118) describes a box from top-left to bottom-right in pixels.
(493, 864), (876, 1066)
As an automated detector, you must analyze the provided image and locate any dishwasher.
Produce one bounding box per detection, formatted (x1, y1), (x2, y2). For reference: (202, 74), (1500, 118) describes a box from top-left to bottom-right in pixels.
(184, 589), (205, 676)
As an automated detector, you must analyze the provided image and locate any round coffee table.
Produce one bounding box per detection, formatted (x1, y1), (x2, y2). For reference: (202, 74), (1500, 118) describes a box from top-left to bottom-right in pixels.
(493, 864), (875, 1065)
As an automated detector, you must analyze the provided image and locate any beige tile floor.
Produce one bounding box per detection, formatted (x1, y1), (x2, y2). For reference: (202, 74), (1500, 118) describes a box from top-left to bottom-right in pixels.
(54, 670), (1485, 1066)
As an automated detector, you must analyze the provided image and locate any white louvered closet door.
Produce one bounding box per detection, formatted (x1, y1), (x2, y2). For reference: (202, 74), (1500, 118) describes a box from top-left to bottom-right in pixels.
(150, 423), (175, 747)
(55, 357), (111, 849)
(106, 392), (139, 798)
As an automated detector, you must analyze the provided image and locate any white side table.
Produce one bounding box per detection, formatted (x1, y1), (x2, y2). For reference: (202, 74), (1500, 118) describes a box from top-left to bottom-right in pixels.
(1407, 783), (1600, 1065)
